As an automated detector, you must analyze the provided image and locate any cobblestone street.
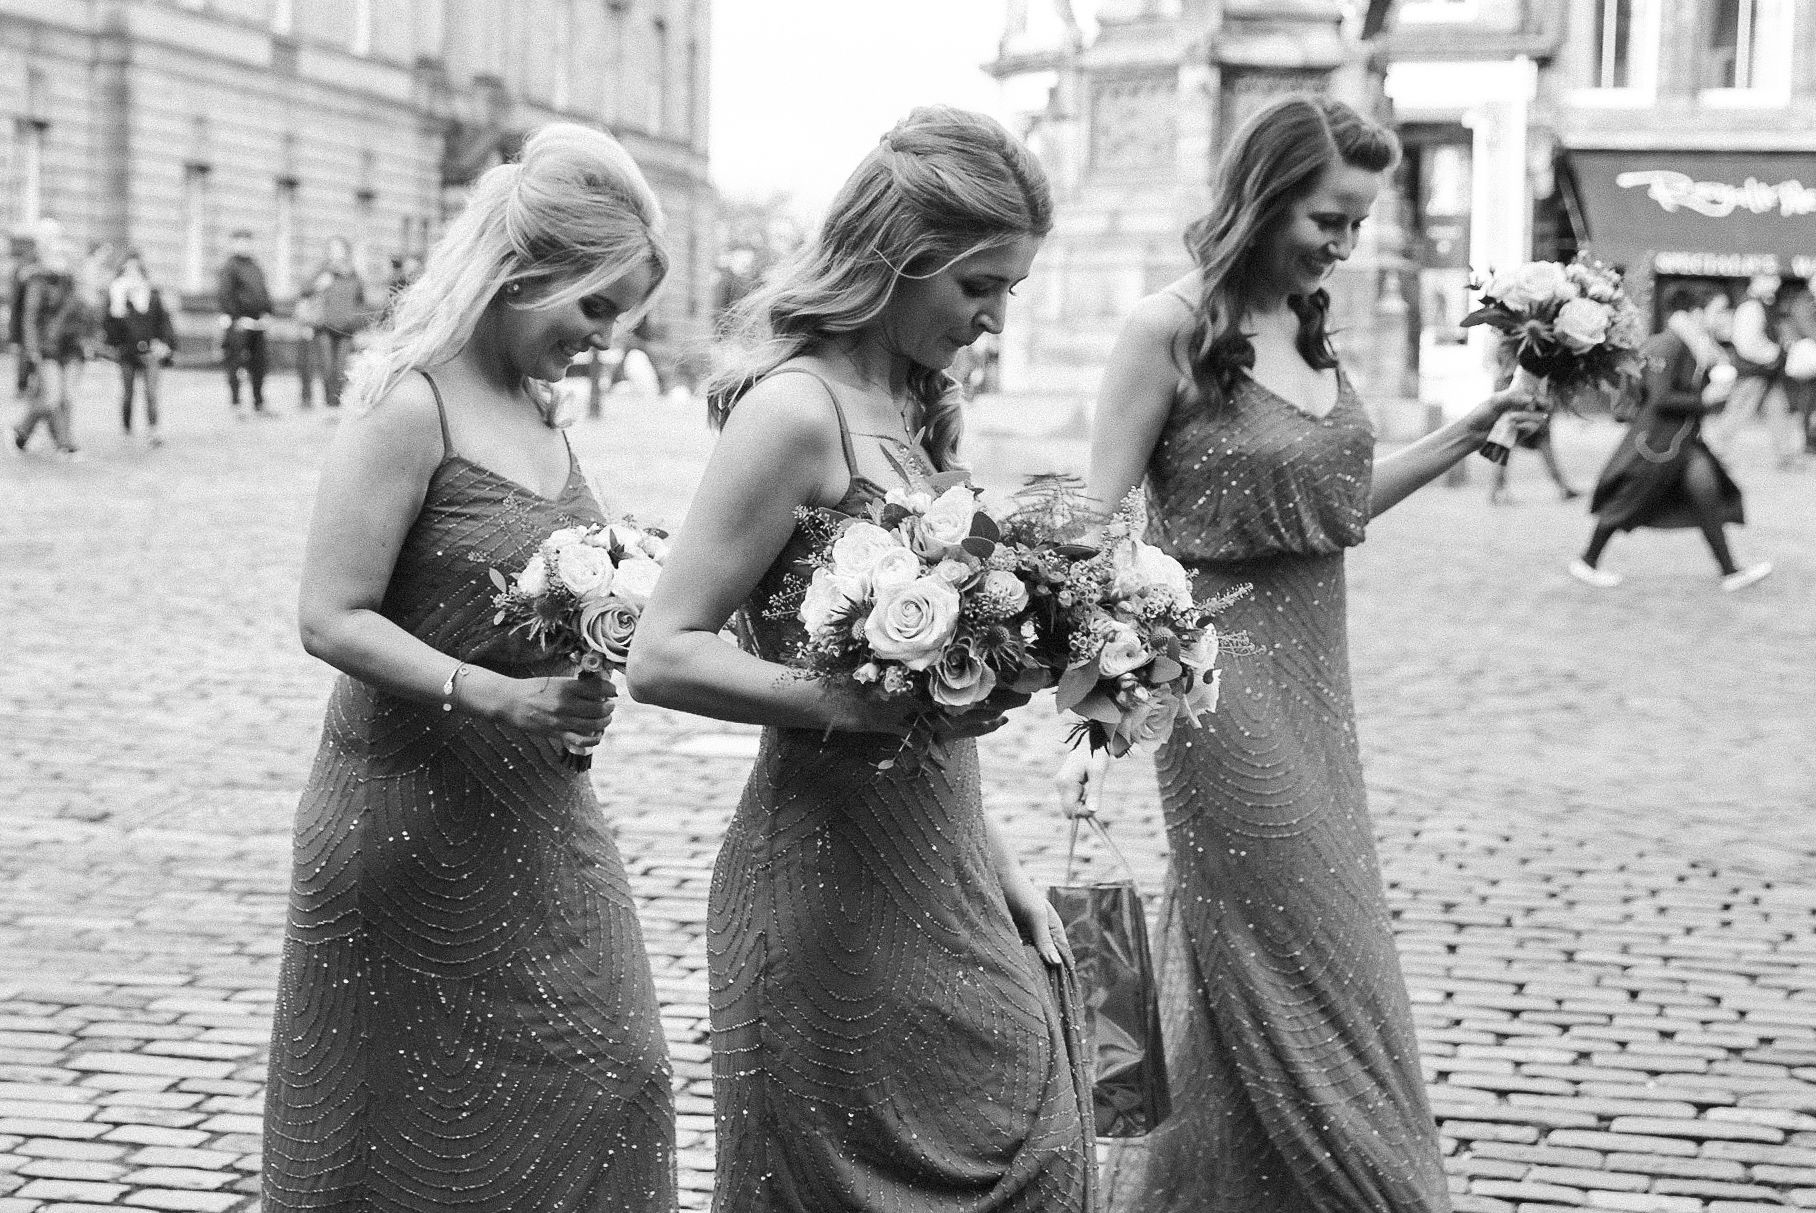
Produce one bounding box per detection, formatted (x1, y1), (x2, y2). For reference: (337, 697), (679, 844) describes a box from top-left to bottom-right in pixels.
(3, 368), (1814, 1212)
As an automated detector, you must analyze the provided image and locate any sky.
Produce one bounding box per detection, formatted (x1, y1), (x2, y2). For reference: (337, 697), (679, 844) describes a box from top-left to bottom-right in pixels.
(708, 0), (1013, 212)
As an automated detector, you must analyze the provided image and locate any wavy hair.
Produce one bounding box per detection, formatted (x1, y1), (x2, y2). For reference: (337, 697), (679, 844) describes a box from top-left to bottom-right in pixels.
(1180, 94), (1397, 405)
(347, 122), (668, 419)
(705, 105), (1051, 471)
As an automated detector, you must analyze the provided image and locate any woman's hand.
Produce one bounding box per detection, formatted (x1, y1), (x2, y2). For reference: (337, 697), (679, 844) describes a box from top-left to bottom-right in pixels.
(834, 685), (1032, 741)
(1054, 745), (1110, 819)
(1460, 385), (1550, 441)
(467, 668), (615, 749)
(1003, 869), (1071, 968)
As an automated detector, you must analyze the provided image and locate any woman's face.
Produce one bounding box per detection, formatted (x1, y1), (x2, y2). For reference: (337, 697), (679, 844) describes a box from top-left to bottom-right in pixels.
(1251, 160), (1382, 301)
(492, 259), (658, 383)
(879, 235), (1042, 372)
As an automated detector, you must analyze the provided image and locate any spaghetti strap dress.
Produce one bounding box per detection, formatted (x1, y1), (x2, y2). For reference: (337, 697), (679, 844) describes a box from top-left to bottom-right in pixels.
(708, 368), (1095, 1213)
(1102, 365), (1450, 1213)
(263, 372), (676, 1212)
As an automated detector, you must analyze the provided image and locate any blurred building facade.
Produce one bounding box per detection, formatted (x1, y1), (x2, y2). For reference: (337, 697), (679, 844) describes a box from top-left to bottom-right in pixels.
(1385, 0), (1816, 403)
(988, 0), (1405, 405)
(0, 0), (713, 355)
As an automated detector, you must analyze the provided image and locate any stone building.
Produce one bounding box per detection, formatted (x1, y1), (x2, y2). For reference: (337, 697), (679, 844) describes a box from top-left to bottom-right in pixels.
(0, 0), (713, 357)
(988, 0), (1403, 406)
(1385, 0), (1816, 402)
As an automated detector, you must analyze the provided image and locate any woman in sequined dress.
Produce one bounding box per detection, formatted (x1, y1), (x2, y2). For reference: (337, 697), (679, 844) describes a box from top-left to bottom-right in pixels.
(630, 107), (1096, 1213)
(1055, 95), (1540, 1213)
(265, 125), (677, 1212)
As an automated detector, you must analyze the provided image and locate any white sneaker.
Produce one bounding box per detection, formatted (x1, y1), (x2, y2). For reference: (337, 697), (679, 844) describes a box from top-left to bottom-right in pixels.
(1721, 562), (1773, 592)
(1569, 558), (1622, 589)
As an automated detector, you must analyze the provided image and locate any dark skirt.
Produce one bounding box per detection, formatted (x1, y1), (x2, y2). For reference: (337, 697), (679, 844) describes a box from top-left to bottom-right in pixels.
(1590, 411), (1744, 532)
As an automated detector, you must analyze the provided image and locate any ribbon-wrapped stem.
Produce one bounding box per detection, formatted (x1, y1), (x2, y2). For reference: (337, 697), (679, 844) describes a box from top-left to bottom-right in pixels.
(1480, 363), (1550, 465)
(562, 667), (602, 773)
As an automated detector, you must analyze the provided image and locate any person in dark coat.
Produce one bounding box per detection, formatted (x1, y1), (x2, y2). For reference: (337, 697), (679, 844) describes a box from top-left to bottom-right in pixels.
(104, 250), (177, 446)
(10, 235), (88, 458)
(1570, 284), (1772, 592)
(303, 236), (365, 410)
(218, 229), (273, 416)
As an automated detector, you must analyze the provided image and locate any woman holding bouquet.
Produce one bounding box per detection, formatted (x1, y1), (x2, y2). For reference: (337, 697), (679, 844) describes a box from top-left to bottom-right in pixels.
(1055, 94), (1540, 1212)
(266, 124), (677, 1212)
(630, 106), (1094, 1212)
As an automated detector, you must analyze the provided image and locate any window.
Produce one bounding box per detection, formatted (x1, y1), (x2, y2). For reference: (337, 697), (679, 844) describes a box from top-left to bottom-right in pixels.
(274, 178), (297, 298)
(351, 0), (372, 56)
(648, 18), (669, 134)
(1594, 0), (1634, 87)
(183, 163), (212, 293)
(1705, 0), (1792, 98)
(1576, 0), (1658, 101)
(15, 120), (44, 227)
(272, 0), (293, 36)
(354, 188), (376, 282)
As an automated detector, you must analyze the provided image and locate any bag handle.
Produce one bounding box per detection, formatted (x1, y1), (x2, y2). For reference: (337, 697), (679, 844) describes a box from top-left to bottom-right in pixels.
(1064, 813), (1139, 885)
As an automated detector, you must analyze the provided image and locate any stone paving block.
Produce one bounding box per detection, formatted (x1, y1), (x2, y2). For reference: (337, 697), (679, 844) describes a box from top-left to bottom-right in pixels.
(0, 1103), (92, 1124)
(91, 1106), (205, 1130)
(15, 1139), (125, 1162)
(64, 1056), (232, 1082)
(1526, 1167), (1650, 1193)
(1469, 1179), (1585, 1204)
(13, 1179), (127, 1203)
(1548, 1132), (1699, 1157)
(1580, 1192), (1703, 1212)
(128, 1146), (247, 1169)
(0, 1121), (106, 1143)
(1609, 1117), (1786, 1144)
(99, 1126), (209, 1149)
(15, 1159), (124, 1182)
(117, 1190), (245, 1212)
(123, 1167), (233, 1191)
(1604, 1153), (1746, 1181)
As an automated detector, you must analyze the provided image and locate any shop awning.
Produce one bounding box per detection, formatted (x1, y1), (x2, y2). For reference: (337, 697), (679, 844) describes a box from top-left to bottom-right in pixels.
(1568, 149), (1816, 279)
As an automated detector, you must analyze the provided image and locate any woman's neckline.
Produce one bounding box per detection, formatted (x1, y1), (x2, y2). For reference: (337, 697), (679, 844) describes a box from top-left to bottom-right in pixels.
(1240, 368), (1345, 422)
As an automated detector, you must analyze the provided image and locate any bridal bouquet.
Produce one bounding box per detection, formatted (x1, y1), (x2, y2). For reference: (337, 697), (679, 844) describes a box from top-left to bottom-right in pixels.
(778, 474), (1074, 757)
(1052, 492), (1246, 757)
(1464, 258), (1646, 462)
(489, 520), (669, 771)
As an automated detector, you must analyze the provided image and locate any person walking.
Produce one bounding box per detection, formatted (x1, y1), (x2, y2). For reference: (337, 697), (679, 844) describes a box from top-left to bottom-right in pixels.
(218, 229), (273, 417)
(1053, 94), (1541, 1213)
(304, 236), (365, 410)
(11, 233), (89, 459)
(1570, 283), (1772, 592)
(104, 251), (176, 446)
(263, 123), (677, 1212)
(9, 220), (50, 400)
(1486, 337), (1582, 504)
(1777, 279), (1816, 465)
(1706, 274), (1793, 463)
(630, 107), (1095, 1213)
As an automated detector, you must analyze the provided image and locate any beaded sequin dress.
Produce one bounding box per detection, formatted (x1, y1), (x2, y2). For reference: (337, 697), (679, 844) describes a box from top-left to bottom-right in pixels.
(264, 375), (676, 1212)
(1102, 368), (1449, 1213)
(709, 369), (1095, 1213)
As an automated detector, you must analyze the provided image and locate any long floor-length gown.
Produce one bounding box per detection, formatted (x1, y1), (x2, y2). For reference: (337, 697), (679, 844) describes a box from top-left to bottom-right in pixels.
(1103, 367), (1450, 1213)
(709, 369), (1095, 1213)
(264, 375), (676, 1212)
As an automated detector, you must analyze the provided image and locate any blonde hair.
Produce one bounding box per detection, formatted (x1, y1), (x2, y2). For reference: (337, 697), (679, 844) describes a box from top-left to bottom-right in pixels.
(706, 105), (1051, 471)
(348, 122), (668, 417)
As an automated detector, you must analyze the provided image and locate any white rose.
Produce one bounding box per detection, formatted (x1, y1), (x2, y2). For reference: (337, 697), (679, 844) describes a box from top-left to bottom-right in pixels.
(1097, 623), (1151, 678)
(547, 526), (592, 550)
(869, 546), (924, 592)
(863, 575), (962, 670)
(830, 522), (901, 579)
(1553, 297), (1612, 353)
(980, 568), (1029, 615)
(639, 533), (670, 562)
(605, 523), (649, 556)
(1131, 542), (1195, 609)
(799, 567), (866, 637)
(1493, 261), (1570, 311)
(516, 552), (549, 597)
(556, 544), (614, 597)
(609, 556), (664, 608)
(916, 485), (978, 555)
(885, 486), (933, 513)
(1179, 628), (1220, 673)
(933, 558), (974, 586)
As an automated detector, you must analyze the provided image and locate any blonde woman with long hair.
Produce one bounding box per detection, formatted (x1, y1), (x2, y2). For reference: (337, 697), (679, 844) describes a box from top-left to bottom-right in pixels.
(630, 106), (1093, 1213)
(265, 123), (677, 1212)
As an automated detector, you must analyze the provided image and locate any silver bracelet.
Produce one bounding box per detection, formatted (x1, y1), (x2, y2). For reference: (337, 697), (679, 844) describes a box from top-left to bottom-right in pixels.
(441, 661), (471, 713)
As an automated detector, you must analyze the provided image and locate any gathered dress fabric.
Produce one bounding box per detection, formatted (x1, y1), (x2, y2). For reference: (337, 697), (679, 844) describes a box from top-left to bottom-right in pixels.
(264, 377), (676, 1212)
(709, 370), (1095, 1213)
(1101, 369), (1450, 1213)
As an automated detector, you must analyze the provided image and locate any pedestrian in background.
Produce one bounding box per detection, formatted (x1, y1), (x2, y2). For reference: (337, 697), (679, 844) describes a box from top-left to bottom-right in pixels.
(8, 220), (48, 400)
(1571, 284), (1771, 592)
(11, 232), (88, 459)
(1777, 279), (1816, 466)
(218, 228), (273, 418)
(292, 285), (321, 409)
(105, 250), (176, 447)
(304, 236), (365, 410)
(1707, 274), (1794, 464)
(1485, 335), (1582, 505)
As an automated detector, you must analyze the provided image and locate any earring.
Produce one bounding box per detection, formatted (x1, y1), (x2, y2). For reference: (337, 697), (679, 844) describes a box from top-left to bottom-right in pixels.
(504, 281), (523, 297)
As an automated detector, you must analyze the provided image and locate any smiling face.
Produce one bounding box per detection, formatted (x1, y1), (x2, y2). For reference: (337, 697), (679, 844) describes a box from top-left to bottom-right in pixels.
(876, 235), (1041, 371)
(1251, 160), (1382, 302)
(491, 259), (658, 382)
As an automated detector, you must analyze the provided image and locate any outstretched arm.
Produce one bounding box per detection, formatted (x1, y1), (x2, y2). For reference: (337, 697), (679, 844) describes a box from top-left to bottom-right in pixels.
(1370, 387), (1541, 518)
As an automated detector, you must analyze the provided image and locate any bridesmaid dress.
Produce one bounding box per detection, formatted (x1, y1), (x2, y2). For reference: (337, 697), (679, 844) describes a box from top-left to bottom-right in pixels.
(708, 369), (1095, 1213)
(263, 373), (676, 1212)
(1104, 367), (1451, 1213)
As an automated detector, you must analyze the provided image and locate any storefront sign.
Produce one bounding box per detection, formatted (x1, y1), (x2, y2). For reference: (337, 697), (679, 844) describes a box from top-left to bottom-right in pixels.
(1570, 150), (1816, 273)
(1616, 170), (1816, 219)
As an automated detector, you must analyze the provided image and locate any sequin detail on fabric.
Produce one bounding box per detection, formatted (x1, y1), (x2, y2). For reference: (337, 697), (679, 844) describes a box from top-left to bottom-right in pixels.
(1103, 369), (1451, 1213)
(263, 455), (677, 1212)
(713, 440), (1095, 1212)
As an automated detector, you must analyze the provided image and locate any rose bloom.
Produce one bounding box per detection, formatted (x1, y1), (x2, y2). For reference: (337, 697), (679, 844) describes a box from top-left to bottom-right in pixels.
(868, 546), (923, 592)
(556, 544), (615, 597)
(609, 556), (663, 608)
(1124, 686), (1183, 752)
(516, 552), (550, 597)
(933, 558), (975, 587)
(885, 486), (933, 513)
(639, 533), (670, 562)
(579, 597), (639, 665)
(605, 523), (649, 555)
(1097, 623), (1152, 678)
(547, 526), (592, 550)
(979, 568), (1029, 615)
(915, 485), (977, 555)
(864, 575), (962, 670)
(1553, 297), (1612, 353)
(799, 567), (865, 637)
(929, 634), (998, 709)
(1491, 261), (1570, 312)
(830, 522), (902, 580)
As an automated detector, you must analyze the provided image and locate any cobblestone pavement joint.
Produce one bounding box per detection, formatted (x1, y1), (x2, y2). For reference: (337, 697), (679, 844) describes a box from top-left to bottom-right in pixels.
(2, 370), (1813, 1211)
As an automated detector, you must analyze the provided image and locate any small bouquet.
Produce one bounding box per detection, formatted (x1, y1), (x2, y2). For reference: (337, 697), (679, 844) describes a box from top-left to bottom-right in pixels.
(776, 472), (1073, 764)
(489, 520), (669, 771)
(1463, 258), (1646, 463)
(1052, 492), (1246, 757)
